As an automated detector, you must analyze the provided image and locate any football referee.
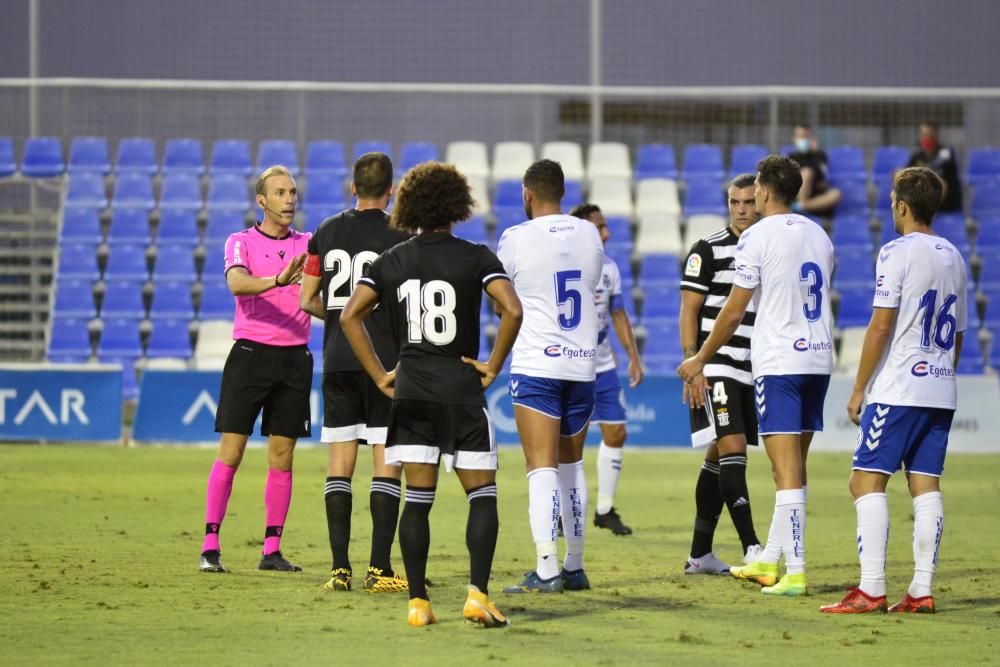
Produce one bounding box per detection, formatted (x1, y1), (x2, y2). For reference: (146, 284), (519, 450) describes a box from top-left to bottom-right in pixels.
(198, 165), (313, 574)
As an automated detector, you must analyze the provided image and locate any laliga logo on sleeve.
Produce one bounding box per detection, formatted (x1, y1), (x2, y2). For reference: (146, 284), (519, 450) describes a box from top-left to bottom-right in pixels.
(911, 361), (929, 377)
(544, 345), (562, 357)
(793, 338), (809, 351)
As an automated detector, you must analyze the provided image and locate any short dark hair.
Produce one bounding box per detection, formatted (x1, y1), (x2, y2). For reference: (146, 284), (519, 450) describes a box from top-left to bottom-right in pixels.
(729, 173), (756, 189)
(569, 203), (601, 219)
(756, 155), (803, 206)
(523, 159), (565, 202)
(353, 152), (393, 199)
(390, 161), (474, 233)
(893, 166), (944, 225)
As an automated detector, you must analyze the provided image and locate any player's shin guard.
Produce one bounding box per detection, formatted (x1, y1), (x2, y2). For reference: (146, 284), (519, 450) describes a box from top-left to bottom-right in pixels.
(324, 476), (352, 570)
(910, 491), (943, 598)
(202, 460), (237, 553)
(466, 484), (499, 595)
(527, 467), (560, 580)
(369, 477), (402, 573)
(690, 460), (723, 558)
(399, 486), (435, 600)
(558, 460), (587, 572)
(718, 454), (759, 553)
(775, 488), (806, 574)
(855, 492), (889, 598)
(263, 468), (292, 555)
(596, 442), (623, 515)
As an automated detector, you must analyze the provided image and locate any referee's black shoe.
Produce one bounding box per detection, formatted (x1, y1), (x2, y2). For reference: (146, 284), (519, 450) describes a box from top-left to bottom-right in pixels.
(594, 508), (633, 536)
(199, 550), (226, 573)
(258, 551), (303, 572)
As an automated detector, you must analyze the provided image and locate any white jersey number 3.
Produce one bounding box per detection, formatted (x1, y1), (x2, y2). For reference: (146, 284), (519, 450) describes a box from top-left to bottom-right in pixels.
(398, 279), (457, 345)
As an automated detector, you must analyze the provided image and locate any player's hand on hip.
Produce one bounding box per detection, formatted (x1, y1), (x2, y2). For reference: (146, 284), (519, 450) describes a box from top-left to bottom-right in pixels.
(682, 372), (708, 409)
(277, 253), (306, 287)
(846, 388), (865, 426)
(677, 355), (704, 384)
(627, 359), (644, 388)
(461, 356), (497, 389)
(376, 368), (396, 398)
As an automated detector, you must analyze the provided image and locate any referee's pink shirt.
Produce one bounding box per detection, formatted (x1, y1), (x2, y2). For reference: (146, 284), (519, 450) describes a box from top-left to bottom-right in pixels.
(223, 224), (312, 346)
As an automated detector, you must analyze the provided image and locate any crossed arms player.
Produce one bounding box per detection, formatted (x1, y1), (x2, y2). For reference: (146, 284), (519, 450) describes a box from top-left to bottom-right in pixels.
(341, 162), (522, 627)
(679, 156), (835, 597)
(299, 152), (412, 593)
(199, 165), (311, 574)
(821, 167), (965, 615)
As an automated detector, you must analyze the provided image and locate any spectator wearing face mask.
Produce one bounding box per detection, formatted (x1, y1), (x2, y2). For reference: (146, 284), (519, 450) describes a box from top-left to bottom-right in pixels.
(788, 125), (842, 217)
(907, 121), (963, 213)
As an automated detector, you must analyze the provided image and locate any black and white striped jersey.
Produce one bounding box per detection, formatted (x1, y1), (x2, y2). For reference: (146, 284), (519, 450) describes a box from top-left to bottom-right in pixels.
(679, 226), (756, 385)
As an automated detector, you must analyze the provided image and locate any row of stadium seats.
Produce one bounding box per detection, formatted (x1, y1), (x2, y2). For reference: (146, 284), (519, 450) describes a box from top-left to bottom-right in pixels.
(7, 136), (1000, 186)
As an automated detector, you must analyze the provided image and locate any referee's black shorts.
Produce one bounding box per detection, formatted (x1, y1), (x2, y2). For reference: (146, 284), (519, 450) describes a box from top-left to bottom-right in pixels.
(215, 339), (313, 438)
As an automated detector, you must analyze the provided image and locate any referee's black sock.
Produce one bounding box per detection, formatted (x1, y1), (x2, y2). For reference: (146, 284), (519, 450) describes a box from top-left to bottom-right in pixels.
(719, 453), (760, 554)
(368, 477), (402, 574)
(690, 460), (723, 559)
(399, 486), (435, 600)
(324, 476), (352, 571)
(465, 483), (499, 595)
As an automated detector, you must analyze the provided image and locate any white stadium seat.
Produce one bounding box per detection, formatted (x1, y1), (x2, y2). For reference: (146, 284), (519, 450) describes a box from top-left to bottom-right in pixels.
(445, 141), (490, 180)
(588, 177), (634, 218)
(636, 212), (684, 256)
(492, 141), (535, 182)
(467, 176), (491, 215)
(838, 326), (866, 373)
(635, 178), (682, 217)
(541, 141), (585, 182)
(587, 142), (632, 182)
(683, 214), (728, 248)
(193, 320), (235, 370)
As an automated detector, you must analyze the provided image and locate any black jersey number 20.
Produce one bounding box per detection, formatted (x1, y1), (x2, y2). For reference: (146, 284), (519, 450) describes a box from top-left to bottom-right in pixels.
(324, 249), (379, 310)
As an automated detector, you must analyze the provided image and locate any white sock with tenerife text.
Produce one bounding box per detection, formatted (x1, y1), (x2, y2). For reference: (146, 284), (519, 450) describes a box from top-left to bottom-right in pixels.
(775, 488), (806, 575)
(559, 460), (588, 572)
(596, 442), (622, 515)
(855, 492), (889, 597)
(910, 491), (944, 598)
(527, 467), (560, 580)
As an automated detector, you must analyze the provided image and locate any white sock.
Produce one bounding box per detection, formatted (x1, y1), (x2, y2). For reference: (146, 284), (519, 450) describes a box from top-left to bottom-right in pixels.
(802, 484), (808, 500)
(527, 467), (560, 580)
(759, 502), (783, 564)
(596, 442), (623, 515)
(559, 460), (588, 572)
(910, 491), (944, 598)
(775, 488), (806, 575)
(855, 492), (889, 597)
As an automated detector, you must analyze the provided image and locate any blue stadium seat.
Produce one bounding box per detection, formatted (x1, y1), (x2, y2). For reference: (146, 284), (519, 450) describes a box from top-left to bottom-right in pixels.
(836, 287), (874, 327)
(303, 208), (336, 234)
(975, 216), (1000, 250)
(57, 242), (100, 281)
(68, 137), (111, 174)
(205, 209), (246, 242)
(682, 144), (724, 181)
(104, 243), (149, 281)
(256, 140), (299, 175)
(635, 144), (678, 181)
(206, 175), (250, 210)
(101, 280), (146, 318)
(872, 145), (909, 185)
(979, 253), (1000, 291)
(831, 214), (873, 249)
(162, 138), (204, 175)
(156, 209), (200, 246)
(729, 144), (767, 179)
(400, 142), (440, 173)
(563, 180), (584, 210)
(639, 253), (681, 288)
(304, 173), (347, 210)
(834, 180), (869, 215)
(966, 147), (1000, 187)
(606, 216), (633, 243)
(874, 182), (893, 211)
(200, 247), (227, 281)
(956, 350), (985, 375)
(642, 325), (683, 371)
(989, 333), (1000, 368)
(971, 181), (1000, 218)
(934, 213), (968, 249)
(353, 140), (392, 162)
(876, 212), (898, 246)
(0, 137), (16, 177)
(115, 138), (157, 175)
(65, 172), (108, 209)
(97, 318), (143, 359)
(150, 281), (194, 320)
(305, 140), (347, 177)
(455, 216), (488, 244)
(495, 209), (523, 238)
(48, 317), (93, 362)
(493, 180), (523, 212)
(111, 172), (155, 209)
(153, 245), (197, 282)
(967, 291), (981, 330)
(52, 279), (96, 319)
(159, 173), (202, 210)
(146, 318), (193, 359)
(107, 208), (151, 245)
(683, 178), (725, 216)
(308, 322), (324, 358)
(199, 279), (235, 319)
(60, 207), (102, 244)
(210, 139), (252, 177)
(21, 137), (64, 177)
(834, 248), (873, 288)
(826, 145), (867, 182)
(640, 285), (681, 325)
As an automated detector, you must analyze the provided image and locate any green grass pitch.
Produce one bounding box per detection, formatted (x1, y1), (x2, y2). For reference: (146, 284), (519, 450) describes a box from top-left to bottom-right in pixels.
(1, 445), (998, 665)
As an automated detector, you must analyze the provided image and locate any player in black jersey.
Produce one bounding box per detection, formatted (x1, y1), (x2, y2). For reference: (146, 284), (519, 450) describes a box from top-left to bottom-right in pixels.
(341, 162), (522, 628)
(300, 152), (411, 593)
(679, 173), (763, 575)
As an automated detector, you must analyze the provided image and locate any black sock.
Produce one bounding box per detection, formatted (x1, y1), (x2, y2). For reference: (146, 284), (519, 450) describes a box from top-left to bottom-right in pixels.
(369, 477), (402, 574)
(398, 486), (435, 600)
(324, 476), (352, 571)
(719, 453), (760, 553)
(465, 484), (499, 595)
(690, 460), (723, 558)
